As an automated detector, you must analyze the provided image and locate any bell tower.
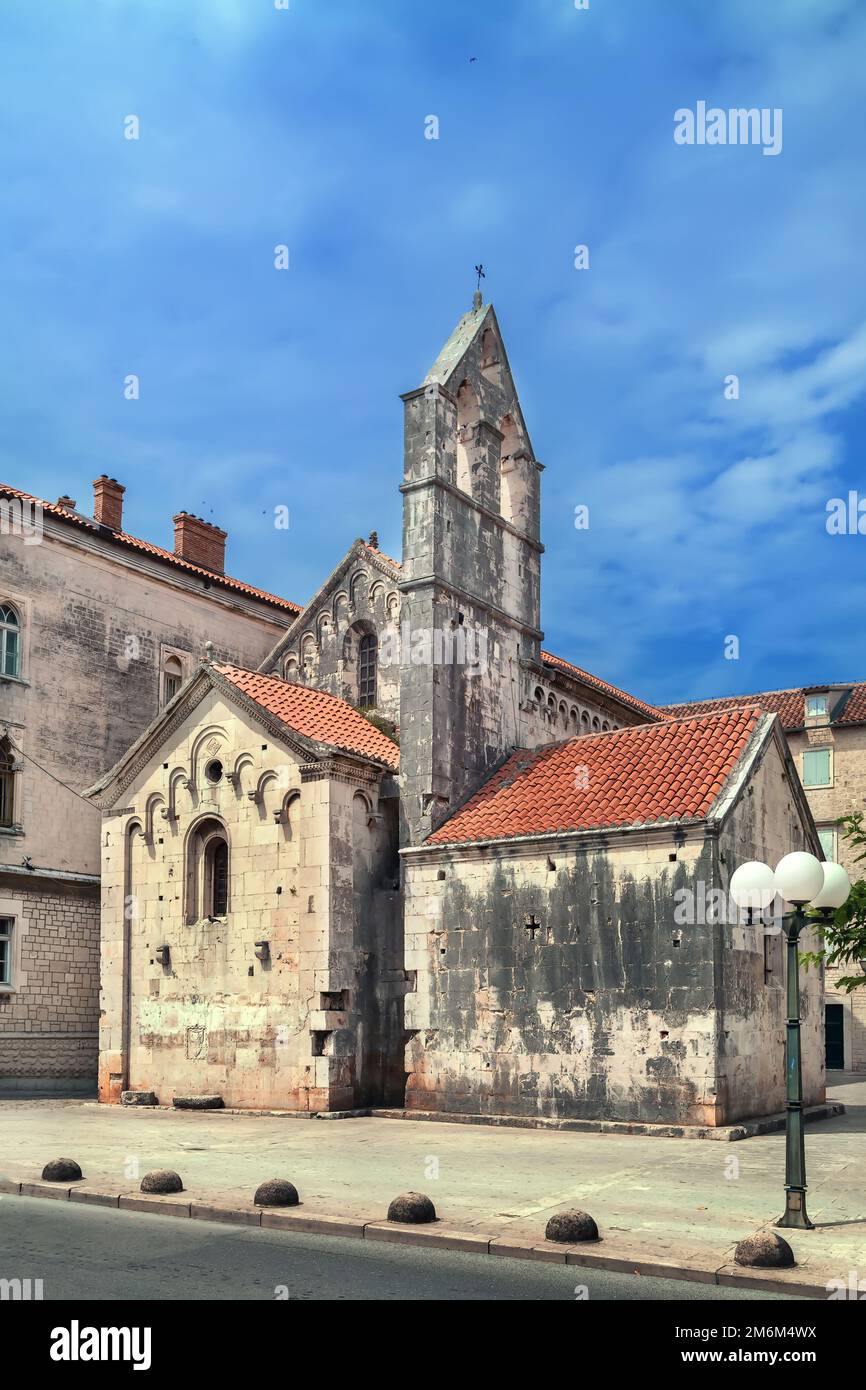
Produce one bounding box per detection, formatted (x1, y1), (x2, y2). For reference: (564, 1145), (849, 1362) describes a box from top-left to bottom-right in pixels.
(398, 299), (544, 845)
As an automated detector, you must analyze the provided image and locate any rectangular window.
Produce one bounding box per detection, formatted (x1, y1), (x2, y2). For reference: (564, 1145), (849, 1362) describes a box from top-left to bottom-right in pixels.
(0, 918), (12, 986)
(163, 673), (182, 704)
(803, 748), (831, 787)
(806, 695), (828, 719)
(0, 743), (13, 827)
(818, 827), (836, 861)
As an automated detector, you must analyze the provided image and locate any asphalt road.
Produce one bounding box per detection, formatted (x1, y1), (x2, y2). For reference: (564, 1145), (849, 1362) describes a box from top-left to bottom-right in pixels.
(0, 1196), (803, 1301)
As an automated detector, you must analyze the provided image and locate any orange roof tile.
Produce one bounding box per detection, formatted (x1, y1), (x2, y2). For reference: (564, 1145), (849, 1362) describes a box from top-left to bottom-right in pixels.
(1, 483), (301, 615)
(541, 650), (662, 721)
(662, 683), (866, 731)
(215, 663), (399, 770)
(426, 706), (763, 846)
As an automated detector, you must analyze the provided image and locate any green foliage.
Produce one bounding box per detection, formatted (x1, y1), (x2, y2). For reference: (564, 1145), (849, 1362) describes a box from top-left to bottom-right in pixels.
(800, 813), (866, 992)
(358, 707), (399, 746)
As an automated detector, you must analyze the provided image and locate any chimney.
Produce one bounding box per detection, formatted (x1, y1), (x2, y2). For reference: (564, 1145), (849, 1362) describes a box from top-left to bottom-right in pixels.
(57, 495), (77, 510)
(93, 475), (125, 531)
(173, 512), (227, 575)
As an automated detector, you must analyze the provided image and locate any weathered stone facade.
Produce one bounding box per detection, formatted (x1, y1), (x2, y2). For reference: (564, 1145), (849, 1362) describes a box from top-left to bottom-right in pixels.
(89, 669), (402, 1111)
(0, 479), (296, 1089)
(666, 685), (866, 1072)
(401, 721), (823, 1126)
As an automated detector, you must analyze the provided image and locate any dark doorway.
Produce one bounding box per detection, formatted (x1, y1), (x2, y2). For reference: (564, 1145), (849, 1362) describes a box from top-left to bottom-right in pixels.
(825, 1003), (845, 1070)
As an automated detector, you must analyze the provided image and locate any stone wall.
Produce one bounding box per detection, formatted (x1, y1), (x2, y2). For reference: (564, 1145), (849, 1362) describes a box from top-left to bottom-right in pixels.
(98, 688), (399, 1111)
(401, 732), (823, 1126)
(788, 724), (866, 1072)
(0, 878), (99, 1089)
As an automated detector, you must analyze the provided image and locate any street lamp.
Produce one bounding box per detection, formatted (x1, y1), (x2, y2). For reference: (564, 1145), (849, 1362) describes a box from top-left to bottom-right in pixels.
(730, 852), (850, 1230)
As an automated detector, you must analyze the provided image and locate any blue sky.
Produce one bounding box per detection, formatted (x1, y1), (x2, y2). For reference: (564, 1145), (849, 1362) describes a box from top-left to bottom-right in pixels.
(1, 0), (864, 705)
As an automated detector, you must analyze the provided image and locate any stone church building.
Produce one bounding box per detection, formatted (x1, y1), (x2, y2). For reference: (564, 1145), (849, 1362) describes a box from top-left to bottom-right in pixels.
(82, 300), (826, 1126)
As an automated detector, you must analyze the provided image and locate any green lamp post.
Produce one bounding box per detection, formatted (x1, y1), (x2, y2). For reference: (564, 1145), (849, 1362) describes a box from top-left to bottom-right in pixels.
(730, 852), (850, 1231)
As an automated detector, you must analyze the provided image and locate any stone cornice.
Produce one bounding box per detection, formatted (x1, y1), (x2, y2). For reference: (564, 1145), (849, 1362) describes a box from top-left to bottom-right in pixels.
(399, 474), (544, 553)
(396, 574), (544, 641)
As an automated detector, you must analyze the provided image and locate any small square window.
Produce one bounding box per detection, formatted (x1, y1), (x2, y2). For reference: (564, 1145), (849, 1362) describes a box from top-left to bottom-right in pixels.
(0, 917), (12, 986)
(806, 695), (828, 719)
(803, 748), (831, 788)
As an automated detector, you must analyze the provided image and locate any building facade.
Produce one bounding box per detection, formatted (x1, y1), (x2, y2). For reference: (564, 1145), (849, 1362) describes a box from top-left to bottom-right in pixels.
(0, 479), (298, 1090)
(665, 685), (866, 1073)
(84, 301), (827, 1123)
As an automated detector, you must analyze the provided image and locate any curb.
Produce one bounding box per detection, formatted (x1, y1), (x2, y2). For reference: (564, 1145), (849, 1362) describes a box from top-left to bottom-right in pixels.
(0, 1179), (829, 1298)
(77, 1101), (845, 1140)
(370, 1102), (845, 1142)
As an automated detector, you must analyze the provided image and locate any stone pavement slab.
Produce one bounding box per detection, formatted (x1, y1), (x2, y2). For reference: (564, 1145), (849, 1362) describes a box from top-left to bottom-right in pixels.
(1, 1074), (863, 1294)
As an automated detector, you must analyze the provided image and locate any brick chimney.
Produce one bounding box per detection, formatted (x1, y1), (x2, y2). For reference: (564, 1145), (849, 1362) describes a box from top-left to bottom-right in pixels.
(173, 512), (227, 574)
(93, 475), (125, 531)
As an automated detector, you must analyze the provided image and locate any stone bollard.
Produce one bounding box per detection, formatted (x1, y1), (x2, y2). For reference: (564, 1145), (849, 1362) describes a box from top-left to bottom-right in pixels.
(734, 1231), (795, 1268)
(140, 1170), (184, 1194)
(172, 1095), (224, 1110)
(41, 1158), (83, 1182)
(545, 1209), (600, 1243)
(254, 1179), (300, 1207)
(387, 1191), (437, 1224)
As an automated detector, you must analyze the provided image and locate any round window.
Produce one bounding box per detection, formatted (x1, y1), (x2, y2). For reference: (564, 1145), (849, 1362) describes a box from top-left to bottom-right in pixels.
(205, 759), (223, 784)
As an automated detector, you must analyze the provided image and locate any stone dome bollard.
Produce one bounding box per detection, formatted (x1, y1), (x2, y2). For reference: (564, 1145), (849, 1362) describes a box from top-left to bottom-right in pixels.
(140, 1170), (184, 1194)
(387, 1191), (437, 1224)
(545, 1209), (600, 1243)
(254, 1179), (300, 1207)
(734, 1231), (795, 1268)
(41, 1158), (83, 1183)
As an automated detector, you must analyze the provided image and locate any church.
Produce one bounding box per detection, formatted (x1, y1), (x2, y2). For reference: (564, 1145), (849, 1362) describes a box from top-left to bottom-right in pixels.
(84, 298), (825, 1127)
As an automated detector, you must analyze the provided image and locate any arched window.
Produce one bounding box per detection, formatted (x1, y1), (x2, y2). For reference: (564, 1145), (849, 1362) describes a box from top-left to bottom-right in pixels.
(186, 818), (229, 922)
(1, 604), (20, 678)
(0, 738), (14, 828)
(358, 633), (377, 708)
(163, 655), (183, 706)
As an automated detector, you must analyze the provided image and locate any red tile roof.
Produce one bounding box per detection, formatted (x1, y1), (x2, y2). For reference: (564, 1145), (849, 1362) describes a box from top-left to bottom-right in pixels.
(541, 650), (662, 721)
(1, 483), (301, 615)
(215, 663), (399, 770)
(426, 706), (763, 846)
(662, 684), (866, 731)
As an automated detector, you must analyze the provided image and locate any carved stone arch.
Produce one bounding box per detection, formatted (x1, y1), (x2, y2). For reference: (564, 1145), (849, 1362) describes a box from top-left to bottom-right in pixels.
(230, 751), (256, 796)
(317, 610), (332, 643)
(499, 413), (527, 527)
(455, 378), (480, 494)
(342, 618), (378, 708)
(184, 813), (230, 924)
(581, 710), (590, 732)
(480, 326), (503, 388)
(349, 570), (369, 608)
(333, 592), (350, 628)
(190, 724), (229, 789)
(280, 789), (301, 840)
(569, 706), (579, 732)
(592, 715), (601, 732)
(250, 768), (281, 820)
(283, 653), (299, 683)
(533, 686), (545, 705)
(386, 591), (400, 622)
(167, 768), (190, 822)
(369, 581), (386, 609)
(144, 792), (166, 847)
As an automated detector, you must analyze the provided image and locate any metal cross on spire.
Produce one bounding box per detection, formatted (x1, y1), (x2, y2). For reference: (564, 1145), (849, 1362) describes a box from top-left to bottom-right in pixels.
(473, 263), (485, 310)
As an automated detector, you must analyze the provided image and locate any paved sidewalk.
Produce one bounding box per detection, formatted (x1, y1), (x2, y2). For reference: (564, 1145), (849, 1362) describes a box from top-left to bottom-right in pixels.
(1, 1075), (863, 1295)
